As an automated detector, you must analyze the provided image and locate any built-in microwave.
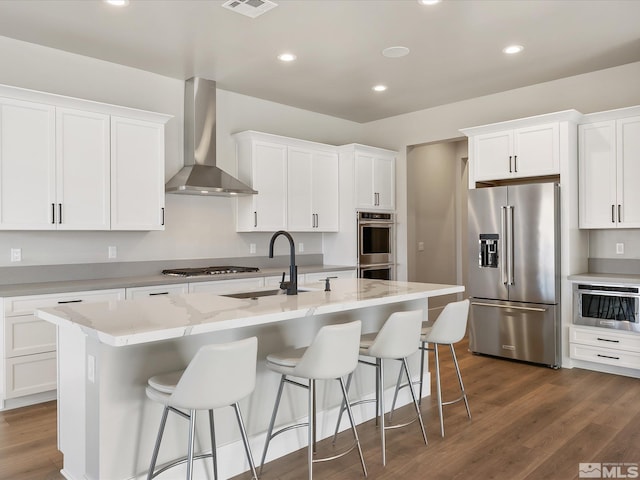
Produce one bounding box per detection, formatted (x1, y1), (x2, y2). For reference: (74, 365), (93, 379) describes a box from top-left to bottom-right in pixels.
(573, 283), (640, 332)
(357, 211), (394, 266)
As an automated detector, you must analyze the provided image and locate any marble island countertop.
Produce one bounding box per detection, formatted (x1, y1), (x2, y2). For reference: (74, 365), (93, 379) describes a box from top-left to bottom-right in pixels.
(36, 278), (464, 347)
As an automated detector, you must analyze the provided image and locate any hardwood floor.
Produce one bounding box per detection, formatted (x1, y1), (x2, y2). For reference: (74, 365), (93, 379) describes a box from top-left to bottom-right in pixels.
(2, 338), (639, 480)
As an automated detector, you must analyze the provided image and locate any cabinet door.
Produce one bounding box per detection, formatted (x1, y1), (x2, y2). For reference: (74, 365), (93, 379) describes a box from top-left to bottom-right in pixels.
(252, 141), (288, 231)
(5, 316), (56, 357)
(0, 98), (56, 229)
(514, 123), (559, 177)
(5, 351), (57, 399)
(287, 147), (314, 231)
(56, 108), (110, 230)
(355, 153), (375, 208)
(473, 130), (513, 182)
(373, 155), (395, 210)
(579, 122), (617, 228)
(312, 150), (339, 230)
(617, 116), (640, 228)
(125, 283), (189, 299)
(110, 116), (165, 231)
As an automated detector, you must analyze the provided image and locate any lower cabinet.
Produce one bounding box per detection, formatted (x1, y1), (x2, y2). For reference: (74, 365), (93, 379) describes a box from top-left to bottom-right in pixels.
(569, 326), (640, 371)
(125, 283), (188, 299)
(188, 277), (264, 294)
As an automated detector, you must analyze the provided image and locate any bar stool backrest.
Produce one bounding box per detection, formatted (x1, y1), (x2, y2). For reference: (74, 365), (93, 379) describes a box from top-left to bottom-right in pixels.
(169, 336), (258, 410)
(294, 320), (362, 380)
(426, 299), (470, 345)
(368, 310), (423, 359)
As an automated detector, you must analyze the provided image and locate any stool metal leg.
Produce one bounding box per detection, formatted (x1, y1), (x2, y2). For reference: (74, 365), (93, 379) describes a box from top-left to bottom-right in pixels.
(147, 405), (169, 480)
(186, 410), (197, 480)
(233, 403), (258, 480)
(378, 358), (386, 466)
(260, 374), (286, 474)
(208, 410), (218, 480)
(338, 377), (368, 477)
(332, 372), (352, 444)
(418, 341), (427, 404)
(434, 343), (445, 437)
(450, 344), (471, 420)
(402, 358), (428, 446)
(308, 379), (315, 480)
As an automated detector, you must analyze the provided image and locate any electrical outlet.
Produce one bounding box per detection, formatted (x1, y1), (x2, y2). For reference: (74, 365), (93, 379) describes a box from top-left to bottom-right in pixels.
(10, 248), (21, 262)
(249, 243), (256, 254)
(299, 242), (304, 253)
(616, 243), (624, 255)
(418, 241), (425, 251)
(108, 246), (117, 259)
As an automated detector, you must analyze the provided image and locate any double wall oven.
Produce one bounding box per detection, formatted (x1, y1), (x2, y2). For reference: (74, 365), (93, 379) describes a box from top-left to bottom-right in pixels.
(357, 211), (395, 280)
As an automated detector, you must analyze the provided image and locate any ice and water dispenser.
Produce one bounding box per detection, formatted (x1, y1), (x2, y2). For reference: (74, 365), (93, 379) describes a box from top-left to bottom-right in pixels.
(478, 234), (499, 268)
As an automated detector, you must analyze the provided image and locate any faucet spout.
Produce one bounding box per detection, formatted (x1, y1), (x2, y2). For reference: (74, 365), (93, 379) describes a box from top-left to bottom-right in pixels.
(268, 230), (298, 295)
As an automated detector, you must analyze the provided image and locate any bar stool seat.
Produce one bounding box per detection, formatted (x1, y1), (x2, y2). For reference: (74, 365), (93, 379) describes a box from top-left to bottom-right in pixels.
(335, 310), (428, 466)
(146, 337), (259, 480)
(260, 320), (367, 480)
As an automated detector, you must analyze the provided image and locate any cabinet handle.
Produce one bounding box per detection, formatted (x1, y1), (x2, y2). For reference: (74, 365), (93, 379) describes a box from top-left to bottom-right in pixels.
(618, 204), (622, 223)
(611, 205), (616, 223)
(597, 353), (620, 360)
(57, 299), (83, 304)
(51, 203), (56, 224)
(161, 207), (165, 226)
(513, 155), (517, 172)
(315, 213), (319, 228)
(149, 292), (169, 296)
(596, 337), (620, 343)
(509, 155), (512, 173)
(254, 211), (257, 228)
(58, 203), (62, 224)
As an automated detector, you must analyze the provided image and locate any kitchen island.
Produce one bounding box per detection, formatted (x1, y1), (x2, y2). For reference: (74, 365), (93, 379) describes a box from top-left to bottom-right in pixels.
(37, 278), (464, 480)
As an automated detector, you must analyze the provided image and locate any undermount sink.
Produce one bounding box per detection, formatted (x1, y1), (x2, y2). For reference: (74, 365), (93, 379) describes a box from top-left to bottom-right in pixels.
(222, 288), (314, 300)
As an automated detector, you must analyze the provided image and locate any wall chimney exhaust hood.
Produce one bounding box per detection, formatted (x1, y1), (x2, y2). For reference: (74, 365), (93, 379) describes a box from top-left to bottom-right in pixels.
(165, 77), (257, 196)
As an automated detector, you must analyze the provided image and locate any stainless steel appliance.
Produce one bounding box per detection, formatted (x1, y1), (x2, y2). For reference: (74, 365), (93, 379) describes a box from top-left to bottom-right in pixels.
(357, 211), (395, 280)
(468, 182), (560, 367)
(573, 283), (640, 332)
(162, 266), (260, 277)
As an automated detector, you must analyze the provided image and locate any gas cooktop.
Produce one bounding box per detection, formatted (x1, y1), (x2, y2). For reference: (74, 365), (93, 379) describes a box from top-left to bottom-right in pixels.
(162, 266), (260, 277)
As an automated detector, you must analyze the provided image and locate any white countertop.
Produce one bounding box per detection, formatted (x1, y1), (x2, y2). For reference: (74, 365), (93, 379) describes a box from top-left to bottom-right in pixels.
(36, 278), (464, 347)
(568, 273), (640, 285)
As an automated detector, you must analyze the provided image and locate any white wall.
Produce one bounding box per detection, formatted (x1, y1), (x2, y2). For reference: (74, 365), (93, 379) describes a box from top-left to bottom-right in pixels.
(359, 61), (640, 279)
(0, 36), (362, 266)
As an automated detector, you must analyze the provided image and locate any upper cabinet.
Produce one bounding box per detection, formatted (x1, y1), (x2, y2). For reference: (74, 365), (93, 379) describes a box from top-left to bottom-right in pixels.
(0, 84), (171, 231)
(461, 110), (582, 188)
(579, 110), (640, 229)
(234, 131), (339, 232)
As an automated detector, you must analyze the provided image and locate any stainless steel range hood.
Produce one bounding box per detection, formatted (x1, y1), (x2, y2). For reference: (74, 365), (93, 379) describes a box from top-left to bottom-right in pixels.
(165, 77), (257, 196)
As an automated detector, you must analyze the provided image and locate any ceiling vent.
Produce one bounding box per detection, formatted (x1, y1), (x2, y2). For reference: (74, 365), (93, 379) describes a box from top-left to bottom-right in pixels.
(222, 0), (278, 18)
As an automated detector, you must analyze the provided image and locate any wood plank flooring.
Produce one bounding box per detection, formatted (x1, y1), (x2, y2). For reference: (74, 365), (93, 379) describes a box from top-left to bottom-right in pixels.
(2, 338), (639, 480)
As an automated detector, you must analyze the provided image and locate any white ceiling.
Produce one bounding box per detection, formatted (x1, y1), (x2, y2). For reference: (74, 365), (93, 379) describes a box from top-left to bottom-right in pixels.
(0, 0), (639, 123)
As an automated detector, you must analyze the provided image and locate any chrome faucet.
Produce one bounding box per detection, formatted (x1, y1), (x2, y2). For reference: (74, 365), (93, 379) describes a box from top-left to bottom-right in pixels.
(268, 230), (298, 295)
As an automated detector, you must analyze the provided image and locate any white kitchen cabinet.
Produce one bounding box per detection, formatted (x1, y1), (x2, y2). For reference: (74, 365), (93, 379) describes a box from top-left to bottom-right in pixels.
(110, 116), (166, 231)
(472, 123), (559, 182)
(304, 270), (357, 283)
(354, 149), (395, 210)
(1, 288), (125, 405)
(0, 97), (56, 229)
(570, 325), (640, 372)
(579, 115), (640, 228)
(0, 84), (170, 231)
(287, 146), (339, 231)
(235, 134), (288, 232)
(125, 283), (189, 299)
(188, 277), (265, 294)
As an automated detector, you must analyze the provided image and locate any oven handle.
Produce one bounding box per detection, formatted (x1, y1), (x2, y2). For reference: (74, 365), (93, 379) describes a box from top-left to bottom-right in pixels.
(577, 290), (640, 298)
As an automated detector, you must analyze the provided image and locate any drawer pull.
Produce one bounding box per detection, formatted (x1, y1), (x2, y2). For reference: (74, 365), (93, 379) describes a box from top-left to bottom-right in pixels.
(596, 337), (620, 343)
(57, 299), (83, 304)
(149, 292), (169, 296)
(597, 353), (620, 360)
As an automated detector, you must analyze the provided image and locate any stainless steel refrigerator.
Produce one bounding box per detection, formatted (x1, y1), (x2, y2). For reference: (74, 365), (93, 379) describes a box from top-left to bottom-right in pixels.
(467, 182), (560, 367)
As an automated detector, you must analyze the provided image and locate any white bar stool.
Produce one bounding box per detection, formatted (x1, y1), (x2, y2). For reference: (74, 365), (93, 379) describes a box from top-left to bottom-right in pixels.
(392, 299), (471, 437)
(145, 337), (258, 480)
(260, 320), (367, 480)
(334, 310), (427, 466)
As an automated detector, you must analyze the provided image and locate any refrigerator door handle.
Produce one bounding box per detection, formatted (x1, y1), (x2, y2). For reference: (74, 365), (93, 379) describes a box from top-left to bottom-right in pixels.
(508, 205), (515, 286)
(471, 301), (547, 313)
(500, 206), (508, 285)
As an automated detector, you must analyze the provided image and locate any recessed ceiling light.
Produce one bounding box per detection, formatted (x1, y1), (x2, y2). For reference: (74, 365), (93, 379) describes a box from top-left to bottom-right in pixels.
(382, 46), (410, 58)
(104, 0), (129, 6)
(372, 85), (388, 92)
(417, 0), (441, 5)
(503, 44), (524, 55)
(277, 53), (297, 62)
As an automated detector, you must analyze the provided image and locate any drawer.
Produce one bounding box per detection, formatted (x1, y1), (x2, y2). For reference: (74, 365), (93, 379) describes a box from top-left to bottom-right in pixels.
(4, 288), (125, 317)
(570, 343), (640, 370)
(570, 326), (640, 353)
(5, 351), (57, 399)
(304, 270), (357, 284)
(126, 283), (188, 300)
(188, 278), (264, 294)
(5, 316), (56, 357)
